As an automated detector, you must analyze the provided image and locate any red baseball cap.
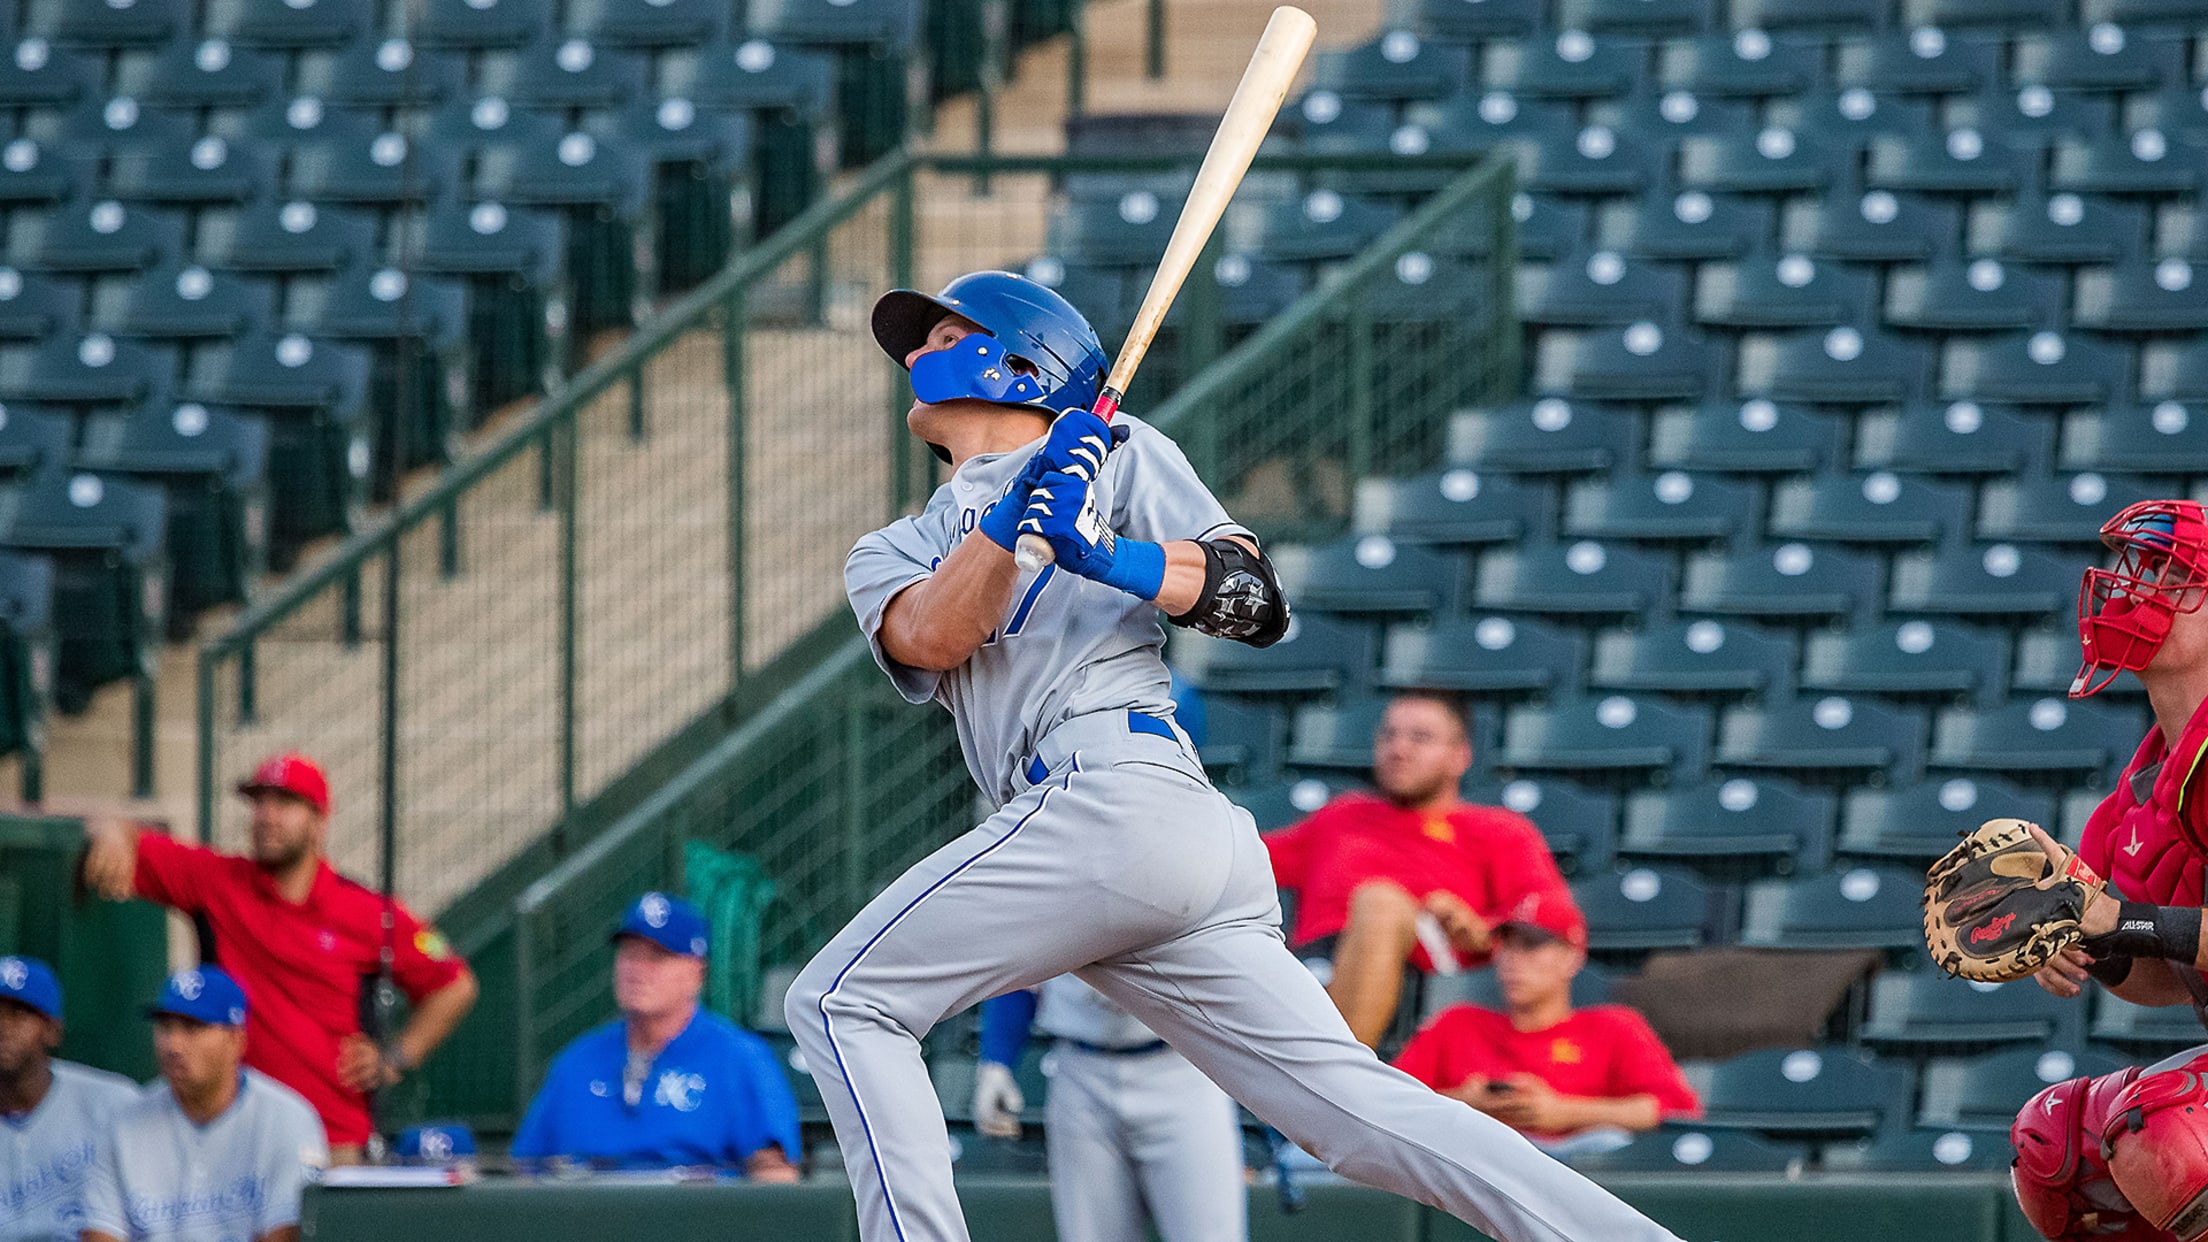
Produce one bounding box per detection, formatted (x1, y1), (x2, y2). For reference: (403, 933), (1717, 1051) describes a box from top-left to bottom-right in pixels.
(237, 752), (331, 816)
(1498, 890), (1588, 950)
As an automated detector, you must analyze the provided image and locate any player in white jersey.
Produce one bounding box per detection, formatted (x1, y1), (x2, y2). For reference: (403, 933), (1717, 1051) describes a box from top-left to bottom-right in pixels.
(784, 271), (1687, 1242)
(80, 968), (327, 1242)
(0, 957), (137, 1242)
(976, 975), (1246, 1242)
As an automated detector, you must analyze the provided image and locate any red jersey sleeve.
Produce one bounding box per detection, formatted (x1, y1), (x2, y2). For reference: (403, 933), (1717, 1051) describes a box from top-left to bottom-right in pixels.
(129, 829), (229, 915)
(1596, 1008), (1701, 1118)
(385, 898), (468, 1001)
(1263, 805), (1333, 892)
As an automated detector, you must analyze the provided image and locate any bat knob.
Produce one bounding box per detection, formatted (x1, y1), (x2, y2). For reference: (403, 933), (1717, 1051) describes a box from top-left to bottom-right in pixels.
(1014, 533), (1056, 574)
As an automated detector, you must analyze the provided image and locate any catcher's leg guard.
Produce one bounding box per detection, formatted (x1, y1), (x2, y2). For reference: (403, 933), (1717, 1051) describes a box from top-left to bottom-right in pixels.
(2013, 1066), (2161, 1241)
(2104, 1057), (2208, 1241)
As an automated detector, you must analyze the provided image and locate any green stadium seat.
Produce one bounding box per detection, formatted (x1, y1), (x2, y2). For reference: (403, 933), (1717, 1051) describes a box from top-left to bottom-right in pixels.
(1718, 695), (1928, 777)
(1918, 1048), (2128, 1133)
(0, 402), (72, 478)
(1930, 696), (2143, 778)
(420, 95), (566, 156)
(1202, 254), (1307, 328)
(0, 137), (75, 207)
(297, 38), (466, 107)
(1884, 257), (2058, 331)
(1378, 614), (1585, 695)
(1499, 694), (1712, 777)
(1449, 397), (1634, 474)
(581, 0), (729, 47)
(2097, 0), (2208, 20)
(1566, 1127), (1807, 1173)
(2062, 402), (2208, 474)
(1289, 90), (1397, 157)
(1571, 865), (1726, 954)
(1253, 190), (1404, 263)
(31, 0), (182, 48)
(1648, 399), (1843, 474)
(1614, 188), (1773, 260)
(405, 200), (566, 411)
(1, 468), (166, 711)
(1737, 866), (1927, 951)
(1352, 468), (1550, 546)
(1977, 473), (2164, 545)
(1311, 31), (1470, 102)
(1524, 250), (1688, 327)
(1913, 0), (2065, 25)
(1563, 470), (1754, 542)
(1839, 776), (2059, 861)
(1466, 777), (1620, 873)
(1868, 128), (2027, 195)
(1788, 88), (1936, 142)
(103, 263), (274, 340)
(1735, 0), (1884, 28)
(197, 200), (375, 274)
(1978, 193), (2144, 265)
(1889, 541), (2076, 616)
(127, 36), (281, 108)
(1697, 1046), (1908, 1137)
(1050, 190), (1183, 266)
(1272, 534), (1459, 616)
(184, 328), (368, 411)
(1942, 330), (2127, 404)
(590, 99), (755, 289)
(0, 332), (172, 406)
(227, 93), (381, 152)
(37, 96), (193, 160)
(2138, 79), (2208, 142)
(285, 131), (459, 206)
(0, 37), (94, 109)
(1223, 775), (1340, 832)
(1288, 695), (1392, 771)
(473, 131), (651, 335)
(1680, 540), (1879, 619)
(1509, 192), (1591, 261)
(0, 267), (79, 339)
(2145, 338), (2208, 401)
(1820, 1125), (2015, 1172)
(2051, 130), (2204, 197)
(1767, 472), (1970, 544)
(1569, 0), (1713, 34)
(1175, 613), (1374, 695)
(1516, 125), (1658, 195)
(486, 38), (648, 110)
(77, 400), (269, 624)
(1801, 622), (2009, 698)
(416, 0), (551, 50)
(291, 264), (469, 479)
(1422, 90), (1582, 150)
(1482, 31), (1645, 100)
(1958, 86), (2116, 151)
(1663, 29), (1821, 97)
(2091, 993), (2208, 1055)
(1621, 777), (1835, 873)
(2073, 258), (2208, 333)
(1695, 253), (1875, 329)
(221, 0), (371, 49)
(1677, 127), (1844, 195)
(1363, 252), (1500, 325)
(1590, 619), (1795, 696)
(1842, 27), (1996, 95)
(1417, 0), (1544, 41)
(1556, 321), (1714, 401)
(2034, 24), (2182, 93)
(0, 549), (52, 762)
(748, 0), (920, 165)
(1475, 539), (1671, 616)
(1739, 326), (1931, 404)
(104, 137), (272, 206)
(1798, 188), (1960, 262)
(1861, 973), (2080, 1051)
(1195, 694), (1287, 784)
(1854, 401), (2048, 475)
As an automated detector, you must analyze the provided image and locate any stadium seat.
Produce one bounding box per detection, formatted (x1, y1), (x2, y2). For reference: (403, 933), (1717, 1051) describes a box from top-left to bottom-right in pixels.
(1223, 775), (1338, 833)
(1977, 472), (2164, 544)
(1677, 128), (1841, 195)
(2139, 77), (2208, 142)
(1566, 0), (1713, 36)
(473, 131), (652, 334)
(1474, 540), (1671, 616)
(184, 329), (369, 412)
(222, 0), (371, 48)
(1482, 31), (1644, 100)
(1694, 253), (1875, 328)
(127, 36), (281, 108)
(32, 0), (183, 48)
(1854, 401), (2047, 475)
(1956, 86), (2116, 150)
(404, 200), (566, 411)
(0, 136), (75, 207)
(1717, 695), (1929, 777)
(0, 36), (95, 109)
(1553, 321), (1714, 402)
(1465, 776), (1620, 873)
(2062, 401), (2208, 475)
(1049, 189), (1183, 266)
(1767, 472), (1970, 544)
(1311, 30), (1469, 103)
(1379, 614), (1584, 696)
(1679, 541), (1880, 619)
(486, 38), (648, 110)
(0, 549), (52, 763)
(1930, 696), (2143, 778)
(2092, 993), (2208, 1054)
(1196, 695), (1286, 783)
(1647, 399), (1844, 474)
(0, 403), (71, 479)
(1272, 535), (1459, 616)
(1251, 189), (1402, 263)
(1287, 696), (1391, 771)
(1416, 0), (1543, 41)
(2145, 338), (2208, 401)
(1838, 776), (2059, 861)
(1911, 0), (2063, 27)
(0, 267), (77, 340)
(420, 95), (566, 158)
(1590, 620), (1794, 696)
(1884, 257), (2058, 331)
(1840, 27), (1996, 95)
(1351, 467), (1550, 546)
(1499, 695), (1712, 777)
(229, 93), (382, 150)
(1944, 331), (2128, 405)
(1612, 188), (1774, 261)
(296, 38), (466, 107)
(197, 200), (375, 274)
(2011, 628), (2130, 700)
(1739, 326), (1931, 404)
(1522, 250), (1688, 327)
(2051, 130), (2203, 198)
(1978, 193), (2144, 265)
(2074, 258), (2208, 333)
(1565, 1127), (1807, 1173)
(746, 0), (921, 166)
(1801, 622), (2009, 698)
(1621, 777), (1835, 873)
(1663, 29), (1821, 98)
(1449, 397), (1633, 474)
(1, 468), (166, 711)
(415, 0), (551, 50)
(36, 97), (192, 161)
(291, 264), (470, 478)
(1795, 188), (1959, 262)
(581, 0), (728, 46)
(0, 332), (172, 406)
(1696, 1046), (1909, 1137)
(1788, 89), (1936, 143)
(1515, 125), (1658, 195)
(1362, 253), (1499, 325)
(1571, 865), (1726, 953)
(1562, 470), (1754, 542)
(1918, 1048), (2128, 1132)
(1861, 973), (2079, 1051)
(1735, 0), (1884, 27)
(105, 137), (271, 206)
(77, 400), (270, 623)
(1890, 541), (2077, 616)
(102, 263), (273, 340)
(1288, 90), (1396, 159)
(1737, 866), (1927, 951)
(285, 131), (459, 206)
(1503, 192), (1590, 264)
(1868, 129), (2027, 195)
(1176, 613), (1374, 696)
(1820, 1125), (2015, 1172)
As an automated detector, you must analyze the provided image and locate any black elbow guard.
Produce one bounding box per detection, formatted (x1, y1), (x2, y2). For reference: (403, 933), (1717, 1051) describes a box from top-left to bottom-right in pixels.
(1168, 538), (1290, 648)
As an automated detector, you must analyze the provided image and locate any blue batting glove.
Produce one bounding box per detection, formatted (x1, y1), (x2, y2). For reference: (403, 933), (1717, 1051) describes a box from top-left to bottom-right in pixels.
(975, 450), (1053, 552)
(1032, 411), (1132, 482)
(1018, 468), (1166, 600)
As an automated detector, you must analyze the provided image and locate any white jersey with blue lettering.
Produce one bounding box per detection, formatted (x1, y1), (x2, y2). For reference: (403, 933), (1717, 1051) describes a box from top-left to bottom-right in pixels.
(845, 414), (1249, 807)
(0, 1060), (139, 1242)
(79, 1068), (327, 1242)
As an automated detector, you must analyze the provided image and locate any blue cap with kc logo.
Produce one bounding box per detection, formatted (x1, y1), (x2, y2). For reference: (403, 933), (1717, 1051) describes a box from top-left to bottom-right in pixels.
(612, 891), (709, 958)
(396, 1122), (479, 1165)
(146, 966), (248, 1027)
(0, 955), (61, 1022)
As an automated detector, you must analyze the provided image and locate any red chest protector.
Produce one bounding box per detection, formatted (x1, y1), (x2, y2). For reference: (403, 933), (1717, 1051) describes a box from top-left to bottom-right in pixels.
(2080, 700), (2208, 911)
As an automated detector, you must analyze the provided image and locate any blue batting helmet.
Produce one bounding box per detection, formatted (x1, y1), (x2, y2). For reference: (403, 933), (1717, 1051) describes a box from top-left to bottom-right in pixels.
(871, 271), (1107, 417)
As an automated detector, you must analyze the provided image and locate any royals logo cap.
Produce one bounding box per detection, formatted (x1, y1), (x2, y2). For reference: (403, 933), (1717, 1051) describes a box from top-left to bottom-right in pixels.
(612, 891), (709, 958)
(0, 954), (60, 1021)
(146, 966), (248, 1027)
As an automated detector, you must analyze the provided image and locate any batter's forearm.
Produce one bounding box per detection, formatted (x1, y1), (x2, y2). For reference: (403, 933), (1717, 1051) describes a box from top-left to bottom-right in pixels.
(880, 532), (1023, 671)
(1149, 535), (1260, 616)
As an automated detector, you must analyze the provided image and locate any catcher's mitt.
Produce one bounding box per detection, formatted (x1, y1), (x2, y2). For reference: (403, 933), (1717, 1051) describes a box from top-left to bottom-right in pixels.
(1924, 818), (2110, 983)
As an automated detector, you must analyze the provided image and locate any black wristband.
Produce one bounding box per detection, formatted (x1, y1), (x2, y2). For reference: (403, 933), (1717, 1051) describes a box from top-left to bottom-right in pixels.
(2084, 954), (2136, 986)
(2081, 902), (2206, 965)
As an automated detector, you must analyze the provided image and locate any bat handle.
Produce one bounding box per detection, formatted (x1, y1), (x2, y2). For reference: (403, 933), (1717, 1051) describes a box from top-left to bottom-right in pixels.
(1014, 533), (1056, 573)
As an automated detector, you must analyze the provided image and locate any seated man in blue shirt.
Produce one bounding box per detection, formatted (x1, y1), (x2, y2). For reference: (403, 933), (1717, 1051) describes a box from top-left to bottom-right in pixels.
(511, 893), (801, 1179)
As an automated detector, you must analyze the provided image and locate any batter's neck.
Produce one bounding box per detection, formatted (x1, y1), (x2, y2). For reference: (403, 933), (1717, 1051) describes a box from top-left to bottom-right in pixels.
(920, 407), (1050, 473)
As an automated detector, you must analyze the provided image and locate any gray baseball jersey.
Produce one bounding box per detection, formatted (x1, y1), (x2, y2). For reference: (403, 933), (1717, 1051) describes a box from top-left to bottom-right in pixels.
(0, 1060), (139, 1242)
(795, 414), (1686, 1242)
(79, 1069), (327, 1242)
(846, 414), (1249, 807)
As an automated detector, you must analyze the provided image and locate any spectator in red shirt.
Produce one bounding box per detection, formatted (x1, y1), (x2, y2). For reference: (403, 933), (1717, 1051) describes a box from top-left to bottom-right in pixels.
(1393, 891), (1699, 1147)
(1264, 692), (1572, 1047)
(79, 753), (479, 1163)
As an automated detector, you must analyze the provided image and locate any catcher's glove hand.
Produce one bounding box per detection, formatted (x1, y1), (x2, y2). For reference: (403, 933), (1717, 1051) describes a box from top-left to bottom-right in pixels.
(1923, 818), (2111, 983)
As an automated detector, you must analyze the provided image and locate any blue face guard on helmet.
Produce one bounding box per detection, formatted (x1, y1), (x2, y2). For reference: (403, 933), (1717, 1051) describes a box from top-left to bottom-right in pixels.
(872, 271), (1108, 421)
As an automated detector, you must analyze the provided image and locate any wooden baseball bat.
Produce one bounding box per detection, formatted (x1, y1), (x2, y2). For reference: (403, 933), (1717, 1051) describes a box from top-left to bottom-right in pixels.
(1015, 5), (1317, 574)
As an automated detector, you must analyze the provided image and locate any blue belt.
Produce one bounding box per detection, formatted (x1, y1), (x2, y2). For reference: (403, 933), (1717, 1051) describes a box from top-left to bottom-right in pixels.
(1024, 710), (1176, 786)
(1067, 1038), (1171, 1057)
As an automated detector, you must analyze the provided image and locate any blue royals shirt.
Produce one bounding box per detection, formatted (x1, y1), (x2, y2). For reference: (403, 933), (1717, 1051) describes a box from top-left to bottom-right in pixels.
(511, 1010), (801, 1171)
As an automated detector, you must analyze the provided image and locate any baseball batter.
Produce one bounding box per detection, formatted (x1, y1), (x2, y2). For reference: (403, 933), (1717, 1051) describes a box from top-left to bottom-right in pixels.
(976, 975), (1246, 1242)
(784, 270), (1685, 1242)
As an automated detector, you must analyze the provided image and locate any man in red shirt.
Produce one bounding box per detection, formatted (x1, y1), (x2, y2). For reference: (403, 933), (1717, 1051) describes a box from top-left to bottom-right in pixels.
(1392, 890), (1699, 1147)
(80, 752), (479, 1162)
(1265, 692), (1572, 1047)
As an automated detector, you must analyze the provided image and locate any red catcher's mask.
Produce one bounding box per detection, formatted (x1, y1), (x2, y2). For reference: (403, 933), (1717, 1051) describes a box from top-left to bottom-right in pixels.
(2075, 499), (2208, 697)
